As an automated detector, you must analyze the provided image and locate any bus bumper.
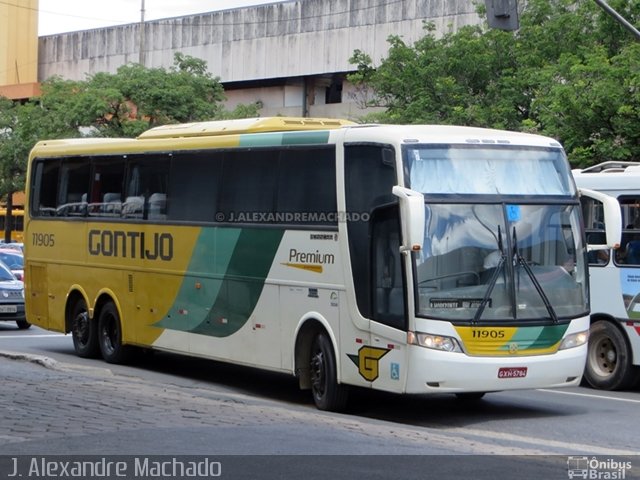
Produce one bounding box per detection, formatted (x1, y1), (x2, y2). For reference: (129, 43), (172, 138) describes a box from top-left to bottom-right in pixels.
(404, 343), (587, 393)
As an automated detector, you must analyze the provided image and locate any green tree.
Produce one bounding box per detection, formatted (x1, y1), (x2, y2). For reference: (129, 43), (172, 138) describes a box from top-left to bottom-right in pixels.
(348, 0), (640, 166)
(0, 54), (262, 239)
(0, 99), (47, 241)
(34, 53), (258, 138)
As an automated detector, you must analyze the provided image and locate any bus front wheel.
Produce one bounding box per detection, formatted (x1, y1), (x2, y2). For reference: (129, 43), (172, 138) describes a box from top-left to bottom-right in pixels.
(97, 302), (132, 364)
(584, 320), (639, 390)
(71, 299), (100, 358)
(309, 333), (348, 412)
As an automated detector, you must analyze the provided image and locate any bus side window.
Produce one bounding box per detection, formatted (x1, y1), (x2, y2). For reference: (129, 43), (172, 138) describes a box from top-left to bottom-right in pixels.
(624, 241), (640, 265)
(126, 156), (170, 221)
(30, 161), (59, 217)
(581, 196), (610, 265)
(57, 159), (90, 217)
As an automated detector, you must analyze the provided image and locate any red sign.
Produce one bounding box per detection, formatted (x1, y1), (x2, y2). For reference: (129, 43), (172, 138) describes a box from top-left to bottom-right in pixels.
(498, 367), (528, 378)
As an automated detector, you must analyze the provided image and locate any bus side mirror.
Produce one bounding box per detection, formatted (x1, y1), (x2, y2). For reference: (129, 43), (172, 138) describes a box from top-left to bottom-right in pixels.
(579, 188), (622, 251)
(392, 186), (425, 252)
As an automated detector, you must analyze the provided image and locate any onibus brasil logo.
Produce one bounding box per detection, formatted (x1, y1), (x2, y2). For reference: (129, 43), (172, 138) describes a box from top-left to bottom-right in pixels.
(567, 456), (632, 479)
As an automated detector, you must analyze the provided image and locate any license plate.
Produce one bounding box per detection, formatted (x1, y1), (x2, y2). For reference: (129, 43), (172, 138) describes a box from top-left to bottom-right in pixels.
(498, 367), (528, 378)
(0, 305), (18, 313)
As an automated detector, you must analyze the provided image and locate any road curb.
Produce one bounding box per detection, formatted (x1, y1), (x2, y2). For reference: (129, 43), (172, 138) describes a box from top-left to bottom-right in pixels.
(0, 349), (115, 377)
(0, 349), (59, 369)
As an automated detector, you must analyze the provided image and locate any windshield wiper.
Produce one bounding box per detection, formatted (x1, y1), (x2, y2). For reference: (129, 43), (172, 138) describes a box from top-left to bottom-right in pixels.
(512, 227), (559, 323)
(473, 225), (505, 324)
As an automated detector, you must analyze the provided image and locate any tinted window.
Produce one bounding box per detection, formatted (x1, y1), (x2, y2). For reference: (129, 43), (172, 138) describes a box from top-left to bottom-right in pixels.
(615, 196), (640, 266)
(218, 150), (279, 222)
(88, 157), (126, 218)
(125, 155), (170, 220)
(31, 160), (60, 217)
(169, 152), (222, 222)
(345, 144), (398, 319)
(57, 159), (91, 216)
(277, 148), (336, 225)
(30, 146), (337, 227)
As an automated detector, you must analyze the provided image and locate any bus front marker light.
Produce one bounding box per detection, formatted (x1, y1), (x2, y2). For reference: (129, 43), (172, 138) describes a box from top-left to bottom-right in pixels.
(559, 330), (589, 350)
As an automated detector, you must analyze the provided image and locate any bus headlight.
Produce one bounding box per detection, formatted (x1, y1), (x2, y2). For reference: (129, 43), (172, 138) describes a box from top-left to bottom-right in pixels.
(408, 331), (462, 352)
(559, 330), (589, 350)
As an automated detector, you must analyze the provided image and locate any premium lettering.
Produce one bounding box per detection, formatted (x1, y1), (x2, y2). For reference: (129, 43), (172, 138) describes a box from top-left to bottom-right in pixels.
(288, 248), (335, 265)
(88, 230), (173, 260)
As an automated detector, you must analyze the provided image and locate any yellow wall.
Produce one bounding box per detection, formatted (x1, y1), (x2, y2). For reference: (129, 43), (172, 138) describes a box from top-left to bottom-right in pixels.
(0, 0), (39, 88)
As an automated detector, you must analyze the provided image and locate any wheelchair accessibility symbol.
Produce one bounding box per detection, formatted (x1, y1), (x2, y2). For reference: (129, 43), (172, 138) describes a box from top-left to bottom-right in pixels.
(390, 362), (400, 380)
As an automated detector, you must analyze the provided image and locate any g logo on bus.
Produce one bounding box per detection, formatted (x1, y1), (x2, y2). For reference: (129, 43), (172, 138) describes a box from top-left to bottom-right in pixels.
(347, 346), (390, 381)
(509, 343), (519, 354)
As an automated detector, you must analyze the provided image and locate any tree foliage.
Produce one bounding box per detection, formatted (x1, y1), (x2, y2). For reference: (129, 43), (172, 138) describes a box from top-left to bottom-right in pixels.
(348, 0), (640, 166)
(0, 53), (261, 203)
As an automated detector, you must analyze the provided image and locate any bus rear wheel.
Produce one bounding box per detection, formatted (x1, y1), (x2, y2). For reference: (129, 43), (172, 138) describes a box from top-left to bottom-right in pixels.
(71, 299), (99, 358)
(97, 302), (132, 364)
(584, 320), (639, 390)
(309, 333), (348, 412)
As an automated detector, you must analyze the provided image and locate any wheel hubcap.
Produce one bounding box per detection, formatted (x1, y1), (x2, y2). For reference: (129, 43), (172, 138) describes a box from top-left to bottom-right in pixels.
(101, 315), (117, 355)
(592, 337), (617, 376)
(310, 349), (325, 398)
(73, 311), (89, 345)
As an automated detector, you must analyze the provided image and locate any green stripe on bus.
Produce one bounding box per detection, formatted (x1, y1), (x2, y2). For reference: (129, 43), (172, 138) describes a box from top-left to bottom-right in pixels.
(503, 324), (569, 351)
(154, 228), (241, 332)
(239, 131), (330, 147)
(191, 228), (284, 337)
(156, 228), (284, 337)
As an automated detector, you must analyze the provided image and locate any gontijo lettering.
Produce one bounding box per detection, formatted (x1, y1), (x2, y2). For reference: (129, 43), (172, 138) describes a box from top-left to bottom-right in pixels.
(88, 230), (173, 260)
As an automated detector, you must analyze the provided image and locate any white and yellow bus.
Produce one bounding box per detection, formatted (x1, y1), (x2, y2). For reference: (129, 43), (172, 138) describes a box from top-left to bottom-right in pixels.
(25, 117), (620, 411)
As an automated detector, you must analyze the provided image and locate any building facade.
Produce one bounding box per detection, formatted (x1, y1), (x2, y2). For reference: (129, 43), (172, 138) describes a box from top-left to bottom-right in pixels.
(35, 0), (482, 119)
(0, 0), (40, 100)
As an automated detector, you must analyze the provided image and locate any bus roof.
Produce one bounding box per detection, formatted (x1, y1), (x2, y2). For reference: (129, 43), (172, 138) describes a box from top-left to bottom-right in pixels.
(137, 117), (356, 139)
(343, 124), (564, 148)
(572, 161), (640, 193)
(29, 118), (564, 158)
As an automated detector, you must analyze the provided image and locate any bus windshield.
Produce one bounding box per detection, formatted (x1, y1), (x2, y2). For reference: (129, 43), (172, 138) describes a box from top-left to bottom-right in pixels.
(405, 145), (575, 196)
(414, 203), (588, 322)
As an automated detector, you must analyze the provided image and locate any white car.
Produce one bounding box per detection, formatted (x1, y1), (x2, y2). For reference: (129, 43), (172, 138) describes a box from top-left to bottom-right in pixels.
(0, 249), (24, 281)
(0, 260), (28, 329)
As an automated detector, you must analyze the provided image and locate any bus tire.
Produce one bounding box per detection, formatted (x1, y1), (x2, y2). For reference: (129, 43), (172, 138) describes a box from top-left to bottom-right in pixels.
(309, 333), (348, 412)
(584, 320), (639, 390)
(16, 319), (31, 330)
(70, 299), (100, 358)
(97, 301), (132, 364)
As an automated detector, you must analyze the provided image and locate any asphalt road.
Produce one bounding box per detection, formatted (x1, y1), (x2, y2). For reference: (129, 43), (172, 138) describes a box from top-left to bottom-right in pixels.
(0, 324), (638, 479)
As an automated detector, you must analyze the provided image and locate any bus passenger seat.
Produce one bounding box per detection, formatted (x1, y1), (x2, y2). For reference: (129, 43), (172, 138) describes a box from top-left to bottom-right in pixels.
(148, 193), (167, 219)
(122, 196), (144, 217)
(102, 192), (122, 214)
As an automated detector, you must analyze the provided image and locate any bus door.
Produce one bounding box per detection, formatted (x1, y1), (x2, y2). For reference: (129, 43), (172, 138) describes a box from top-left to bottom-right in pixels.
(367, 205), (409, 393)
(344, 144), (408, 393)
(27, 263), (50, 329)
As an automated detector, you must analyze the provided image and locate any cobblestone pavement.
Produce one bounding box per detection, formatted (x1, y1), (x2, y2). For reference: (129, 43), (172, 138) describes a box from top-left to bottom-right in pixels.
(1, 350), (637, 458)
(0, 351), (457, 455)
